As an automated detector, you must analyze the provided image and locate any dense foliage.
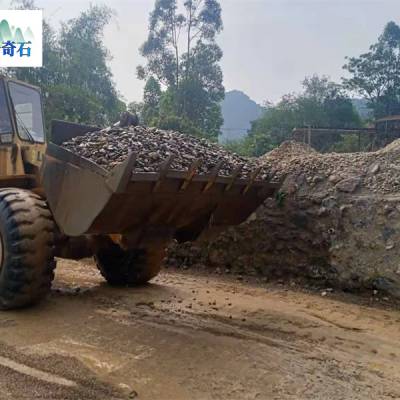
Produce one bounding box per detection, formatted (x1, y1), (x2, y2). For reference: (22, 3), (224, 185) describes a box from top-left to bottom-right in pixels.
(227, 22), (400, 156)
(227, 76), (361, 156)
(343, 21), (400, 119)
(137, 0), (224, 140)
(5, 1), (398, 156)
(6, 1), (125, 129)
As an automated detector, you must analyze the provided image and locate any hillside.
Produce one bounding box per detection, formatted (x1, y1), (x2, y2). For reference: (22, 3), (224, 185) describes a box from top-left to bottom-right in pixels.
(219, 90), (264, 143)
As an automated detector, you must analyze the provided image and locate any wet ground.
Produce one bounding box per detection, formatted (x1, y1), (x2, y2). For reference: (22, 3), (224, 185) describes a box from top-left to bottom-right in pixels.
(0, 259), (399, 399)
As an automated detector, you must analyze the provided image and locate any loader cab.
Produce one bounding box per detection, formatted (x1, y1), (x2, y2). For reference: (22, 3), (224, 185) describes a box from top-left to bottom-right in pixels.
(0, 77), (45, 145)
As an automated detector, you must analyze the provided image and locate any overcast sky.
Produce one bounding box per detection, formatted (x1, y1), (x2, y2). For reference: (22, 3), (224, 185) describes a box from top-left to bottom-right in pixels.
(1, 0), (398, 105)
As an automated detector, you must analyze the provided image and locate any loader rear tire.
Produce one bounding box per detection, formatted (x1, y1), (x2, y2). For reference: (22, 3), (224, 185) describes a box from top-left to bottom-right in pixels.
(0, 189), (56, 310)
(94, 242), (163, 286)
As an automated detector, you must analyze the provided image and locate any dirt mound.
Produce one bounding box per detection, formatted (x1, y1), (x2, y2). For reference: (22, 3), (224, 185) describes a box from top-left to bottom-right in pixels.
(62, 125), (257, 177)
(261, 140), (317, 160)
(257, 139), (400, 195)
(168, 140), (400, 298)
(377, 137), (400, 155)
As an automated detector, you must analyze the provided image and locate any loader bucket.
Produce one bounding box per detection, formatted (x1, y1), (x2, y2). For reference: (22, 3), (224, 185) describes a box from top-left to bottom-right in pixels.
(41, 143), (279, 242)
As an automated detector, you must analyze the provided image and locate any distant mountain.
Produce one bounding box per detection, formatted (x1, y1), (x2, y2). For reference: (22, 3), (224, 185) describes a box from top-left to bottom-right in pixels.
(352, 98), (372, 120)
(219, 90), (264, 143)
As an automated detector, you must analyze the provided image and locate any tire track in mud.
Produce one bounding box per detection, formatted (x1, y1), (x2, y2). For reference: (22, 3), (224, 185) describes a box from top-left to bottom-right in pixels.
(94, 294), (329, 355)
(3, 262), (400, 400)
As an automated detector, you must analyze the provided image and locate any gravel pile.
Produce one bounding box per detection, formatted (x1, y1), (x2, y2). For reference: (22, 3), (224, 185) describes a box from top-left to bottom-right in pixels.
(168, 139), (400, 299)
(257, 140), (400, 194)
(62, 126), (258, 177)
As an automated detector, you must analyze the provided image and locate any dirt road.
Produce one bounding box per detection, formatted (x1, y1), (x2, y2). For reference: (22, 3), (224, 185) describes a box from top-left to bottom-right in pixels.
(0, 259), (399, 399)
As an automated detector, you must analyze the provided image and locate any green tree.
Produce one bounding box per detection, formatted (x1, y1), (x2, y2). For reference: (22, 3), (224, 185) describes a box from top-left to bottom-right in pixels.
(142, 77), (162, 125)
(300, 75), (361, 129)
(7, 1), (125, 128)
(235, 75), (361, 156)
(343, 21), (400, 118)
(58, 6), (124, 124)
(138, 0), (224, 139)
(8, 1), (62, 89)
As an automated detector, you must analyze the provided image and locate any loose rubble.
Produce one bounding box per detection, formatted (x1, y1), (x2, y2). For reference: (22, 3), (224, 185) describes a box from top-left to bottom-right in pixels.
(63, 125), (400, 298)
(62, 125), (257, 177)
(257, 140), (400, 194)
(168, 139), (400, 299)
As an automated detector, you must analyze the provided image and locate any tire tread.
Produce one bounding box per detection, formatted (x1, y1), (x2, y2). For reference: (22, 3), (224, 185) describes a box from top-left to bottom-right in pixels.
(0, 188), (56, 310)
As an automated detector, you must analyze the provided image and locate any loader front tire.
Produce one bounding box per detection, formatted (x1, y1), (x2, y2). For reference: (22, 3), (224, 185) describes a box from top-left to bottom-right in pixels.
(94, 242), (164, 286)
(0, 189), (56, 310)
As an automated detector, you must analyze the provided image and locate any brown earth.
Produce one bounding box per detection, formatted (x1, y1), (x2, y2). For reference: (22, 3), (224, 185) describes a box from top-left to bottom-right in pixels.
(0, 259), (399, 399)
(168, 140), (400, 298)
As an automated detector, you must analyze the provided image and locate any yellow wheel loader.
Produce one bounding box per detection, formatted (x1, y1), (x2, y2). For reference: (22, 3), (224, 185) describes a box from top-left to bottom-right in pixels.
(0, 76), (278, 310)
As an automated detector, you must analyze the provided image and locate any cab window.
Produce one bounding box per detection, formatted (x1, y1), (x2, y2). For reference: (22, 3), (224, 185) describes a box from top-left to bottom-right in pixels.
(8, 81), (45, 143)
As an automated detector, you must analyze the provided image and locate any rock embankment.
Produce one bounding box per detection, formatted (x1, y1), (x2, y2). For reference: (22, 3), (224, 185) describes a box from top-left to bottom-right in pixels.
(63, 124), (400, 297)
(168, 140), (400, 298)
